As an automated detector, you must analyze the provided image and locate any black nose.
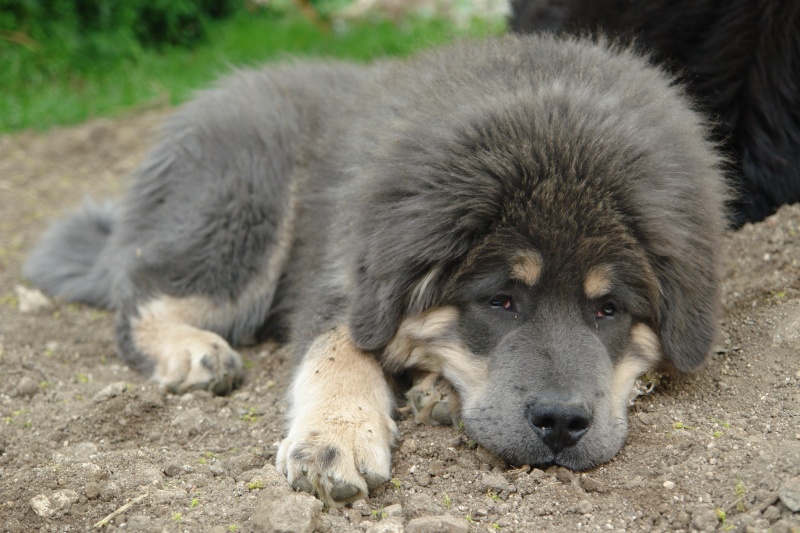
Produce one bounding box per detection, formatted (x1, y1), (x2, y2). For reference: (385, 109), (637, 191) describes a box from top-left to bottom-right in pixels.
(526, 398), (592, 453)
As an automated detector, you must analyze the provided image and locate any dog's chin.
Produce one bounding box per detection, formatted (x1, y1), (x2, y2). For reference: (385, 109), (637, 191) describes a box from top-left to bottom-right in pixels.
(464, 416), (628, 471)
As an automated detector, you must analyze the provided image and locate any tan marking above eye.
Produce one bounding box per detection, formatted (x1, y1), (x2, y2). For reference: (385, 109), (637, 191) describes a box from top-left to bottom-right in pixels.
(511, 250), (543, 286)
(584, 265), (614, 299)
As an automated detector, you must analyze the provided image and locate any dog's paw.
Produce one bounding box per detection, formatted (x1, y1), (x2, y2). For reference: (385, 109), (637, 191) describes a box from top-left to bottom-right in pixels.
(405, 373), (460, 426)
(154, 330), (244, 395)
(276, 407), (397, 507)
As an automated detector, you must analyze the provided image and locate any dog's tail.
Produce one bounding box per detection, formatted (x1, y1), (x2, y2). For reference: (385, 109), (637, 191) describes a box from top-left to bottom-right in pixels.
(24, 200), (118, 309)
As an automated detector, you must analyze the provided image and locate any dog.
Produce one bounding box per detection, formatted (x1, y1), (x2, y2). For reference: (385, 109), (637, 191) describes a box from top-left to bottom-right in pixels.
(24, 34), (728, 507)
(509, 0), (800, 226)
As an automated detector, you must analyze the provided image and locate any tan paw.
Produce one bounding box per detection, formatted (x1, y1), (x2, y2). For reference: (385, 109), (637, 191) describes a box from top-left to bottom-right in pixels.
(405, 372), (460, 426)
(152, 329), (244, 395)
(276, 407), (397, 507)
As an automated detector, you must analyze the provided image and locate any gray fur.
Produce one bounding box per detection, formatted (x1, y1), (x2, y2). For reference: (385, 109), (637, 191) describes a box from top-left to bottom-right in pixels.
(25, 34), (728, 475)
(24, 199), (117, 308)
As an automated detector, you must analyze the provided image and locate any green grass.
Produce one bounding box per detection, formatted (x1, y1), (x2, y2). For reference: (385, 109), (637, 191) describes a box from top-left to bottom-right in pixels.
(1, 10), (505, 133)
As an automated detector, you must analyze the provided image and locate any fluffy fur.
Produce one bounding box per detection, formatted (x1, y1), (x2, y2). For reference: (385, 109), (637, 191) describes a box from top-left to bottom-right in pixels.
(510, 0), (800, 225)
(25, 34), (728, 506)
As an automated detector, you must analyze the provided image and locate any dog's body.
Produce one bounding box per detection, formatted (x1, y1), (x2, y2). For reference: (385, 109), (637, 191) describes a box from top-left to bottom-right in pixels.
(510, 0), (800, 225)
(25, 34), (728, 507)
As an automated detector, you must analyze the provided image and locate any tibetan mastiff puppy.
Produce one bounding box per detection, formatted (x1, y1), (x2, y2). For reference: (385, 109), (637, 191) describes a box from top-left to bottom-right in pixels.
(25, 34), (728, 507)
(509, 0), (800, 225)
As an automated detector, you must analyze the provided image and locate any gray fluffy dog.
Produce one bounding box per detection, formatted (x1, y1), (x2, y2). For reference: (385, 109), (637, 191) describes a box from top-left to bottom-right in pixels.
(26, 34), (728, 506)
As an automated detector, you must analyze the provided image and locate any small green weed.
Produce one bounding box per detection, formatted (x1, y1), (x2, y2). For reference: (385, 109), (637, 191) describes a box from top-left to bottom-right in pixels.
(734, 481), (746, 512)
(247, 480), (265, 491)
(239, 407), (260, 423)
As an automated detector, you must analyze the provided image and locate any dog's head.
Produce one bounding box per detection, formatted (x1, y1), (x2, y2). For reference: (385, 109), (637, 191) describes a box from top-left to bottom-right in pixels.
(344, 35), (728, 469)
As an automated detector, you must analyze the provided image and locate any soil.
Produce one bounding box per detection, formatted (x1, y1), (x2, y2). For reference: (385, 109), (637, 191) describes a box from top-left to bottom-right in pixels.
(0, 110), (798, 533)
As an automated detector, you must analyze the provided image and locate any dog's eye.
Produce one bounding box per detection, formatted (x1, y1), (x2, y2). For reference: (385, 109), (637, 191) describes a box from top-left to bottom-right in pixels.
(490, 294), (514, 311)
(596, 301), (617, 318)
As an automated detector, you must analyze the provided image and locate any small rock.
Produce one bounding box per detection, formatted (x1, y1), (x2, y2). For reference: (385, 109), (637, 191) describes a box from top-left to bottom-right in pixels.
(84, 482), (103, 500)
(171, 407), (207, 437)
(555, 466), (575, 484)
(57, 441), (99, 462)
(414, 470), (431, 486)
(353, 499), (372, 517)
(126, 514), (153, 531)
(93, 381), (127, 403)
(129, 466), (163, 489)
(16, 285), (52, 313)
(663, 480), (676, 490)
(251, 487), (324, 533)
(14, 376), (39, 398)
(428, 460), (445, 477)
(691, 506), (721, 531)
(239, 464), (291, 491)
(29, 489), (79, 518)
(163, 463), (183, 477)
(580, 475), (607, 493)
(383, 504), (403, 518)
(480, 472), (511, 494)
(406, 514), (470, 533)
(577, 500), (594, 514)
(100, 481), (121, 502)
(762, 505), (781, 521)
(529, 468), (546, 482)
(778, 475), (800, 512)
(366, 518), (404, 533)
(29, 495), (52, 518)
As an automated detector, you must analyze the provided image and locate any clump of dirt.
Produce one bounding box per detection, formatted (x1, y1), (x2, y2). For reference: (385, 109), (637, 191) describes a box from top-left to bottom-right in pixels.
(1, 111), (798, 532)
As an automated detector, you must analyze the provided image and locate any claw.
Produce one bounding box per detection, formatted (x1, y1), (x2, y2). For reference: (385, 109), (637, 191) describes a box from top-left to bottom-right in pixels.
(330, 483), (360, 502)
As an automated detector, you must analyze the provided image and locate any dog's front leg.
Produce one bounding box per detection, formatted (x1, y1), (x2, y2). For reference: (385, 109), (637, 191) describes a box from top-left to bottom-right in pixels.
(276, 326), (397, 507)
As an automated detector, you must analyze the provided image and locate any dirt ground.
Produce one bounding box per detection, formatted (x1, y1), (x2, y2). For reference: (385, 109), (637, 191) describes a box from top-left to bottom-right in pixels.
(1, 108), (799, 533)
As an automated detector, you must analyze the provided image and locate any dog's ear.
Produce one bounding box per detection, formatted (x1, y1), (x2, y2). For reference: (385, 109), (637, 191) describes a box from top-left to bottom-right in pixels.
(654, 256), (720, 372)
(349, 253), (449, 351)
(348, 258), (408, 351)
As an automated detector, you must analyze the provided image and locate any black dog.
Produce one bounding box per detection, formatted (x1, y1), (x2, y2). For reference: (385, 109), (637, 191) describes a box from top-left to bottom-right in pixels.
(510, 0), (800, 225)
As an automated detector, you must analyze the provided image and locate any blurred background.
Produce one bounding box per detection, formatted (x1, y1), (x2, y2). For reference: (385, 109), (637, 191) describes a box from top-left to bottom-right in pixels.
(0, 0), (509, 134)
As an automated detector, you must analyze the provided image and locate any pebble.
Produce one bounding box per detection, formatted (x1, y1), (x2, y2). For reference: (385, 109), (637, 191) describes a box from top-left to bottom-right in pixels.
(691, 506), (720, 531)
(171, 407), (207, 436)
(14, 376), (39, 398)
(353, 499), (372, 517)
(54, 441), (99, 463)
(480, 472), (511, 494)
(428, 460), (445, 477)
(366, 518), (404, 533)
(29, 489), (79, 518)
(251, 488), (323, 533)
(241, 464), (292, 490)
(126, 514), (153, 531)
(405, 514), (470, 533)
(93, 381), (127, 403)
(778, 475), (800, 512)
(555, 466), (575, 484)
(15, 285), (52, 313)
(383, 504), (403, 518)
(663, 480), (676, 490)
(580, 475), (607, 493)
